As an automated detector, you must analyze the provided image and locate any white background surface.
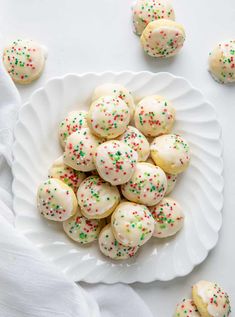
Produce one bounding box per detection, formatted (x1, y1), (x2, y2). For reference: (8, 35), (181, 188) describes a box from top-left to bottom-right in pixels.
(1, 0), (235, 315)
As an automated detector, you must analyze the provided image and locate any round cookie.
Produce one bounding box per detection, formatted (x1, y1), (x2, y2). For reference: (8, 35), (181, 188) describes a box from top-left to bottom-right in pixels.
(150, 134), (190, 174)
(111, 202), (155, 247)
(149, 197), (184, 238)
(134, 95), (175, 137)
(77, 175), (120, 219)
(59, 111), (88, 148)
(94, 140), (138, 185)
(37, 178), (77, 222)
(118, 126), (150, 161)
(64, 128), (102, 172)
(48, 156), (86, 192)
(92, 83), (135, 118)
(133, 0), (175, 36)
(208, 40), (235, 84)
(192, 280), (231, 317)
(87, 96), (130, 139)
(141, 19), (186, 58)
(174, 299), (200, 317)
(63, 209), (104, 244)
(99, 224), (139, 260)
(3, 38), (46, 84)
(121, 162), (167, 206)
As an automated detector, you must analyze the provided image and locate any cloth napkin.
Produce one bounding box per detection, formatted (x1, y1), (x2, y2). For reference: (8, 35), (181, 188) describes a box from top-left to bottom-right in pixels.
(0, 60), (153, 317)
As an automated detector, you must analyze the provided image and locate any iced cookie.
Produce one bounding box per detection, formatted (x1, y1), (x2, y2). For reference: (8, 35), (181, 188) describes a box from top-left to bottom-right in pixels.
(134, 95), (175, 137)
(37, 178), (77, 221)
(3, 38), (46, 84)
(94, 140), (138, 185)
(141, 19), (186, 57)
(132, 0), (175, 36)
(150, 134), (190, 174)
(208, 40), (235, 84)
(121, 162), (167, 206)
(59, 111), (88, 148)
(87, 96), (130, 139)
(92, 83), (135, 118)
(64, 128), (102, 172)
(165, 173), (178, 195)
(111, 202), (154, 247)
(77, 175), (120, 219)
(192, 281), (231, 317)
(149, 197), (184, 238)
(99, 224), (139, 260)
(63, 209), (104, 244)
(174, 299), (200, 317)
(118, 126), (150, 161)
(48, 156), (86, 192)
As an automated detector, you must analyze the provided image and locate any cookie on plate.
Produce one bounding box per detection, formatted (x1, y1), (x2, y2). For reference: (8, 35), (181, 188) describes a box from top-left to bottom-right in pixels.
(77, 175), (120, 219)
(149, 197), (184, 238)
(64, 128), (102, 172)
(94, 140), (138, 185)
(111, 202), (154, 247)
(37, 178), (77, 221)
(87, 96), (130, 139)
(150, 134), (190, 174)
(174, 299), (200, 317)
(3, 38), (46, 84)
(192, 280), (231, 317)
(121, 162), (167, 206)
(141, 19), (186, 57)
(99, 224), (139, 260)
(134, 95), (175, 137)
(59, 111), (88, 148)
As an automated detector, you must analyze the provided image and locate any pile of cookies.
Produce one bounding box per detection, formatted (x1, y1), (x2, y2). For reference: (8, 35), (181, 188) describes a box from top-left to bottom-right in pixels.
(132, 0), (186, 58)
(37, 83), (191, 260)
(174, 280), (231, 317)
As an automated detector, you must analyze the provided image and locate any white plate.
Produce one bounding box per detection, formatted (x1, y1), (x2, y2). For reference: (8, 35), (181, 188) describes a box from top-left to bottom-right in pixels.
(12, 72), (223, 283)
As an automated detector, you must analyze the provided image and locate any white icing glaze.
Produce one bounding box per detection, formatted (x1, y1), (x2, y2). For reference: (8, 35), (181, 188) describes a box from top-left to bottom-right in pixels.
(165, 172), (177, 195)
(94, 140), (138, 185)
(92, 83), (135, 118)
(77, 175), (120, 219)
(118, 126), (150, 161)
(88, 96), (130, 139)
(141, 19), (186, 57)
(99, 224), (139, 260)
(174, 299), (200, 317)
(37, 178), (76, 221)
(111, 202), (154, 247)
(134, 95), (175, 137)
(64, 128), (102, 172)
(121, 162), (167, 206)
(150, 197), (184, 238)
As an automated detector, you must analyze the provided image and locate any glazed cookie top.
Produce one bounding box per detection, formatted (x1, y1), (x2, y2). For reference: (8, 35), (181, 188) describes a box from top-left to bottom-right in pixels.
(118, 126), (150, 161)
(48, 156), (86, 192)
(37, 178), (77, 222)
(174, 299), (200, 317)
(59, 111), (88, 148)
(133, 0), (175, 36)
(111, 202), (155, 247)
(64, 128), (103, 172)
(193, 281), (231, 317)
(208, 40), (235, 84)
(141, 19), (186, 58)
(3, 38), (46, 84)
(92, 83), (135, 118)
(149, 197), (184, 238)
(88, 96), (130, 139)
(94, 140), (138, 185)
(121, 162), (167, 206)
(165, 172), (178, 195)
(150, 134), (190, 174)
(134, 95), (175, 137)
(77, 175), (120, 219)
(99, 224), (139, 260)
(63, 209), (104, 244)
